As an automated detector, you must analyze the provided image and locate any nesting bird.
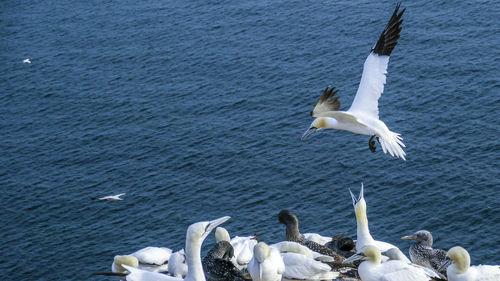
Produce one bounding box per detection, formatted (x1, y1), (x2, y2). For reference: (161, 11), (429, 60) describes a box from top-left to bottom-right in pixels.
(301, 3), (406, 160)
(248, 242), (285, 281)
(278, 209), (345, 263)
(402, 230), (448, 275)
(343, 245), (436, 281)
(439, 246), (500, 281)
(202, 241), (246, 281)
(123, 216), (231, 281)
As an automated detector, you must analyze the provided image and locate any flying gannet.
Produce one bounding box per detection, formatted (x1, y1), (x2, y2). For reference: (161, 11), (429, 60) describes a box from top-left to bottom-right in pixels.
(91, 193), (126, 201)
(123, 216), (231, 281)
(402, 230), (448, 276)
(343, 245), (435, 281)
(438, 246), (500, 281)
(248, 242), (285, 281)
(302, 3), (407, 160)
(350, 183), (399, 253)
(23, 58), (31, 64)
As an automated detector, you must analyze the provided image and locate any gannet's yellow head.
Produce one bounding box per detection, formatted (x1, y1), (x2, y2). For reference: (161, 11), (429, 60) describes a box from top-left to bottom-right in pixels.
(254, 242), (271, 263)
(301, 117), (333, 140)
(447, 246), (470, 274)
(215, 226), (231, 243)
(186, 216), (230, 244)
(342, 245), (381, 264)
(350, 183), (367, 218)
(113, 255), (139, 272)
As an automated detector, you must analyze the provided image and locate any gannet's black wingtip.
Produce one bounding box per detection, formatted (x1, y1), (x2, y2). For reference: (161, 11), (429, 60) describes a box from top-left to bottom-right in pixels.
(371, 3), (405, 56)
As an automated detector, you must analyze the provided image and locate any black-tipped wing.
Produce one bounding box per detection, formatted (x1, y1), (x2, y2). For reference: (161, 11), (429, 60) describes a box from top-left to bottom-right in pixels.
(372, 3), (405, 56)
(310, 87), (341, 117)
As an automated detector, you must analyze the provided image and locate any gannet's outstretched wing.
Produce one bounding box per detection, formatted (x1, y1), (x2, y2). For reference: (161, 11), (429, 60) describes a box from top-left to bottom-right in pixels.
(348, 4), (405, 119)
(310, 87), (341, 117)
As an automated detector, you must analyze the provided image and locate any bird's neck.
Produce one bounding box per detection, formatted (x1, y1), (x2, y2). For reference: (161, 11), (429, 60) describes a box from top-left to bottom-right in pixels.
(355, 206), (375, 244)
(285, 223), (302, 241)
(184, 238), (205, 281)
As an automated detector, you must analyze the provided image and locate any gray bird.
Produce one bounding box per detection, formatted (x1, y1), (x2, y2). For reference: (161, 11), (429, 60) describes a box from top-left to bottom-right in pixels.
(401, 230), (448, 276)
(202, 241), (246, 281)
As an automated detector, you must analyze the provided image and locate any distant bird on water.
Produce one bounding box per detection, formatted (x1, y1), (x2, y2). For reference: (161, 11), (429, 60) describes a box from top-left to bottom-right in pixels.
(91, 193), (126, 201)
(438, 246), (500, 281)
(23, 58), (31, 64)
(302, 3), (407, 160)
(401, 230), (448, 276)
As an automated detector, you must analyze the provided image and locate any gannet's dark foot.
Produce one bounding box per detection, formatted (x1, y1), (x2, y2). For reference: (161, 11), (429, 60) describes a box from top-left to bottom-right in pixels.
(369, 135), (377, 152)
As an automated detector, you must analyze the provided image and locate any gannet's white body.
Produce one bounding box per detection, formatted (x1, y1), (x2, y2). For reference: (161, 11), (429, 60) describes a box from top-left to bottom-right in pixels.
(303, 233), (332, 245)
(302, 4), (406, 160)
(344, 245), (432, 281)
(382, 248), (444, 279)
(111, 247), (171, 273)
(123, 216), (230, 281)
(350, 184), (398, 254)
(215, 227), (258, 270)
(168, 249), (188, 278)
(443, 246), (500, 281)
(248, 242), (285, 281)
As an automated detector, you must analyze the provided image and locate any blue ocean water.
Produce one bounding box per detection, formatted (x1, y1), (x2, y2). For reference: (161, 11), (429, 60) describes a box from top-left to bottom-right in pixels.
(1, 0), (499, 280)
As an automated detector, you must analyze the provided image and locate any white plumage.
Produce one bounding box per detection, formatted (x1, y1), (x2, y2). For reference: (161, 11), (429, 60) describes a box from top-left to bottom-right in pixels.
(248, 242), (285, 281)
(444, 246), (500, 281)
(214, 226), (258, 270)
(302, 4), (406, 160)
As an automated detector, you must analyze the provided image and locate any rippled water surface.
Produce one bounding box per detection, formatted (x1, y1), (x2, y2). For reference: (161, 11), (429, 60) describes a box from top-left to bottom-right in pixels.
(1, 0), (499, 280)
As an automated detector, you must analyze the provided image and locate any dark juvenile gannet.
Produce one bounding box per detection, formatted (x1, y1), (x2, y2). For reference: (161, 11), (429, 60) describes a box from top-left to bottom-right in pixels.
(382, 248), (445, 280)
(438, 246), (500, 281)
(277, 209), (345, 264)
(325, 232), (356, 258)
(302, 3), (407, 160)
(402, 230), (448, 275)
(202, 241), (246, 281)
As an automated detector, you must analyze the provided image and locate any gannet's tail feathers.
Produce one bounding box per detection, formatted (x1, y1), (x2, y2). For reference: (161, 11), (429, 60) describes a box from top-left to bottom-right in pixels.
(378, 131), (406, 160)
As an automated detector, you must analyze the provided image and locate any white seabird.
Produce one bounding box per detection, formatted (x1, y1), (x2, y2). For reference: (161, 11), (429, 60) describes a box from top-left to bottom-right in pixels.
(270, 241), (339, 281)
(302, 3), (406, 160)
(439, 246), (500, 281)
(248, 242), (285, 281)
(23, 58), (31, 64)
(168, 249), (188, 278)
(382, 247), (445, 279)
(343, 245), (434, 281)
(350, 183), (399, 253)
(123, 216), (230, 281)
(214, 226), (259, 270)
(91, 193), (126, 201)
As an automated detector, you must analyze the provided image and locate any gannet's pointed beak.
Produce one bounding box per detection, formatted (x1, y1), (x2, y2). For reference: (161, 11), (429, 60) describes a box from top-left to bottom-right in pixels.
(349, 189), (358, 206)
(437, 257), (452, 272)
(342, 252), (366, 264)
(359, 183), (364, 201)
(203, 216), (231, 239)
(259, 263), (263, 280)
(301, 126), (317, 140)
(401, 235), (417, 240)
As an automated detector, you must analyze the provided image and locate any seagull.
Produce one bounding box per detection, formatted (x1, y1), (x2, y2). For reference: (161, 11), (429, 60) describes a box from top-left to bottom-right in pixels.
(214, 227), (260, 270)
(123, 216), (231, 281)
(202, 241), (246, 281)
(382, 248), (445, 280)
(402, 230), (448, 275)
(248, 242), (285, 281)
(349, 183), (399, 253)
(301, 3), (407, 160)
(438, 246), (500, 281)
(343, 245), (435, 281)
(91, 193), (126, 201)
(23, 58), (31, 64)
